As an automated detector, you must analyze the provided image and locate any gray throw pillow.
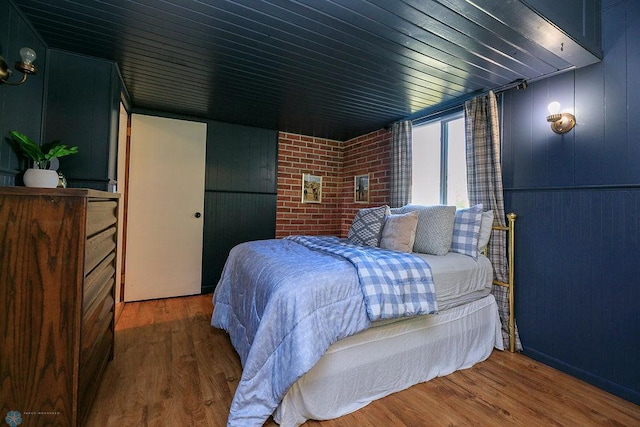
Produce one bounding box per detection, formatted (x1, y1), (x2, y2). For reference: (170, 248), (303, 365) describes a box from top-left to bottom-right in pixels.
(347, 205), (390, 247)
(400, 204), (456, 255)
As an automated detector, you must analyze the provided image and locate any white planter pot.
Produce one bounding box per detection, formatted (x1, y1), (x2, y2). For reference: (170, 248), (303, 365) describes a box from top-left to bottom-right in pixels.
(23, 168), (59, 188)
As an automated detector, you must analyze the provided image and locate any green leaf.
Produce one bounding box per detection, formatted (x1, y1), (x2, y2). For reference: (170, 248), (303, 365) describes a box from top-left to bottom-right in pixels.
(9, 131), (45, 163)
(45, 144), (79, 160)
(8, 131), (78, 170)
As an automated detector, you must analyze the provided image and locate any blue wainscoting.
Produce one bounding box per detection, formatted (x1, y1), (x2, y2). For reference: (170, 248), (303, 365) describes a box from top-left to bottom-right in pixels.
(505, 189), (639, 403)
(501, 0), (640, 404)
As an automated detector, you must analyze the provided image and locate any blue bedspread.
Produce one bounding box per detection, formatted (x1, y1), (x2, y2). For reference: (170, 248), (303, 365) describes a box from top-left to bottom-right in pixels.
(287, 236), (437, 321)
(211, 237), (436, 426)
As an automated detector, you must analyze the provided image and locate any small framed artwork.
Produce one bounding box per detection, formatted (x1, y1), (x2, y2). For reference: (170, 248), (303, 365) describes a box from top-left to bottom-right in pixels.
(354, 173), (369, 203)
(302, 173), (322, 203)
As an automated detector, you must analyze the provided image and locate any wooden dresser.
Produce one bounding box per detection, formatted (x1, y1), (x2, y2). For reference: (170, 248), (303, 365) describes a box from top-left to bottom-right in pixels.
(0, 187), (119, 426)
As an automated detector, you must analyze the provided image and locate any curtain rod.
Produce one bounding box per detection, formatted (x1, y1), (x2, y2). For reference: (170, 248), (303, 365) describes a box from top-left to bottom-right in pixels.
(396, 65), (580, 127)
(394, 78), (529, 127)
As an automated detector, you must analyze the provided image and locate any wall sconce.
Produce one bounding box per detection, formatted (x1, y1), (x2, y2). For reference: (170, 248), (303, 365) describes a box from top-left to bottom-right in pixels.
(0, 47), (38, 86)
(546, 102), (576, 134)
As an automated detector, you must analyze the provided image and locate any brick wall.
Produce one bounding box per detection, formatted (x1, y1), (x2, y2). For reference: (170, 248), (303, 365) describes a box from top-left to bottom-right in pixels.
(276, 133), (343, 237)
(340, 129), (392, 236)
(276, 129), (392, 238)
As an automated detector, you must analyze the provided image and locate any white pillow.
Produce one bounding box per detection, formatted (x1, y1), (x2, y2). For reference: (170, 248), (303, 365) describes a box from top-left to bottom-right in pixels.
(477, 210), (494, 253)
(380, 211), (419, 253)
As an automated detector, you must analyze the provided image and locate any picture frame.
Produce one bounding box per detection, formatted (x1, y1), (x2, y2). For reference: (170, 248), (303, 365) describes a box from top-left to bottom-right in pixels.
(301, 173), (322, 203)
(354, 173), (369, 203)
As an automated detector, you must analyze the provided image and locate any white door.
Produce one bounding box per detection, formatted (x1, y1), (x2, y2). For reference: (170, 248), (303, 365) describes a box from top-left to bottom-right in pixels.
(125, 114), (207, 301)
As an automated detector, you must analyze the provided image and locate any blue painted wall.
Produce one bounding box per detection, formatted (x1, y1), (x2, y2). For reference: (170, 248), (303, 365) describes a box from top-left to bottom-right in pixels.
(44, 49), (122, 191)
(501, 0), (639, 404)
(0, 0), (47, 186)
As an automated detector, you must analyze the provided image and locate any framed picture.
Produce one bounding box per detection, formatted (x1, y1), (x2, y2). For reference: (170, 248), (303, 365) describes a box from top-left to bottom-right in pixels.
(302, 173), (322, 203)
(354, 173), (369, 203)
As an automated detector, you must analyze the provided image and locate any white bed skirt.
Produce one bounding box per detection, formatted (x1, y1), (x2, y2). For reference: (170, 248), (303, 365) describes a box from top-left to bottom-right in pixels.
(274, 294), (503, 426)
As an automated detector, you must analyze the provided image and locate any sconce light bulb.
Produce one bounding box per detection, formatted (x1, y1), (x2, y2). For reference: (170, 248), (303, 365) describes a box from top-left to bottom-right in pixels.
(1, 47), (36, 84)
(547, 102), (561, 115)
(19, 47), (36, 65)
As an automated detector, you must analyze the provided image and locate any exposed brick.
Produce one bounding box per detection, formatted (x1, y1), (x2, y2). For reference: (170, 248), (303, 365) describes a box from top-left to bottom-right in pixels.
(276, 129), (391, 239)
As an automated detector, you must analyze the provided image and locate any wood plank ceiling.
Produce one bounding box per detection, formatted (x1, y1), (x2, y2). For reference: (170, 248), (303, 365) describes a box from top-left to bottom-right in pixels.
(13, 0), (598, 141)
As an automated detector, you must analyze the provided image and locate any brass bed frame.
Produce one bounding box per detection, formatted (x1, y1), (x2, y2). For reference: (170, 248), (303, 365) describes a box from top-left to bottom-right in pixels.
(490, 212), (517, 352)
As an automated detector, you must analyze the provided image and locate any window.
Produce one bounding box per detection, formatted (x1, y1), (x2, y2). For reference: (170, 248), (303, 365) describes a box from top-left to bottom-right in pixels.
(411, 112), (469, 208)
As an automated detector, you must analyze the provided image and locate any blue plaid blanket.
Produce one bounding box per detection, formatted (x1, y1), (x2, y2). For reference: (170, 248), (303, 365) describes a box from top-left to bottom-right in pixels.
(286, 236), (438, 321)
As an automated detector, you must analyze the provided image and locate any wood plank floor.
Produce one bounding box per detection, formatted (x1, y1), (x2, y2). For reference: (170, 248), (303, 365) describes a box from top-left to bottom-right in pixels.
(87, 294), (640, 426)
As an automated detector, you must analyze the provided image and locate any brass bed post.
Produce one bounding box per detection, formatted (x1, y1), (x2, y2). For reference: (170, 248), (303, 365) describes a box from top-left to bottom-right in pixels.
(491, 213), (517, 352)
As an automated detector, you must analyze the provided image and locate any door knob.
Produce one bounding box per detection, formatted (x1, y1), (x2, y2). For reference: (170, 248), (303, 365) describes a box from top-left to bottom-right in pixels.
(194, 212), (201, 218)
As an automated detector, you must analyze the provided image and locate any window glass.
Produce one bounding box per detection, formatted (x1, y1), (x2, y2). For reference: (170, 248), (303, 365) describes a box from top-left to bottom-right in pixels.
(411, 122), (440, 205)
(445, 117), (468, 208)
(411, 113), (468, 208)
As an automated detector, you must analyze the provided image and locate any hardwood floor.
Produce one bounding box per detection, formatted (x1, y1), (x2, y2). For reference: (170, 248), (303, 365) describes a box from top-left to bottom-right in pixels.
(87, 294), (640, 426)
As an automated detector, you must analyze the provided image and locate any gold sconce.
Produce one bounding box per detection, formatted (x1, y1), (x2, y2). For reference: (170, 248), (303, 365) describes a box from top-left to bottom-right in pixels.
(546, 102), (576, 134)
(0, 47), (38, 86)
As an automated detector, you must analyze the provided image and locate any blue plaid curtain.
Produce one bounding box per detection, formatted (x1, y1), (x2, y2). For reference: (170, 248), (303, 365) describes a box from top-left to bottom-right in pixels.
(464, 91), (522, 351)
(390, 120), (412, 208)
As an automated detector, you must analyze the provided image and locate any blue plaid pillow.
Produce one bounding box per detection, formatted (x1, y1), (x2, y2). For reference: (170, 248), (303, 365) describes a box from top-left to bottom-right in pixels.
(451, 204), (483, 258)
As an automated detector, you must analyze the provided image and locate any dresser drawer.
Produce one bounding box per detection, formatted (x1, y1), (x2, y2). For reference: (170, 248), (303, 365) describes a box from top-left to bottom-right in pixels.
(84, 252), (115, 312)
(78, 326), (112, 423)
(79, 314), (113, 383)
(81, 287), (114, 364)
(86, 200), (118, 237)
(85, 226), (116, 275)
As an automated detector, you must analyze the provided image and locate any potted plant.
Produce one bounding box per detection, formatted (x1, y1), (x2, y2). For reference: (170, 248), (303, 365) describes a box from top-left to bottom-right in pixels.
(8, 130), (78, 188)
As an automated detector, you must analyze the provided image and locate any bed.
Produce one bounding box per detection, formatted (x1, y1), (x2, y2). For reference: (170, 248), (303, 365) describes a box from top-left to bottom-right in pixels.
(211, 204), (516, 426)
